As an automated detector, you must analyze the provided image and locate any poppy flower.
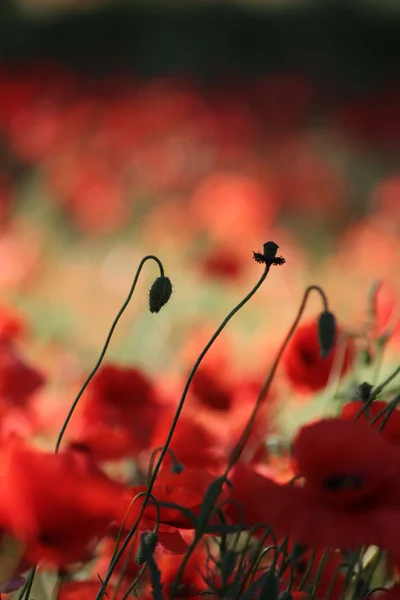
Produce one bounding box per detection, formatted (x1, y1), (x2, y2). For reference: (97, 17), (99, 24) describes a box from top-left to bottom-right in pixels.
(227, 419), (400, 553)
(372, 281), (400, 345)
(149, 413), (227, 472)
(190, 365), (234, 412)
(0, 438), (127, 567)
(370, 585), (400, 600)
(189, 172), (277, 244)
(283, 319), (354, 393)
(340, 401), (400, 447)
(0, 339), (44, 408)
(200, 246), (246, 281)
(72, 364), (168, 460)
(141, 544), (209, 599)
(120, 468), (229, 555)
(0, 306), (27, 342)
(94, 535), (149, 595)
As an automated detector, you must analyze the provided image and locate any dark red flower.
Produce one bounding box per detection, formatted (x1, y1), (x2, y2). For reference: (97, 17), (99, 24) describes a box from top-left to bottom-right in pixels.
(72, 364), (168, 460)
(200, 246), (245, 281)
(120, 468), (229, 554)
(191, 365), (234, 412)
(369, 585), (400, 600)
(141, 544), (209, 599)
(0, 306), (28, 342)
(94, 535), (148, 595)
(149, 413), (226, 472)
(0, 438), (126, 566)
(283, 319), (354, 393)
(340, 401), (400, 447)
(228, 419), (400, 553)
(0, 340), (44, 408)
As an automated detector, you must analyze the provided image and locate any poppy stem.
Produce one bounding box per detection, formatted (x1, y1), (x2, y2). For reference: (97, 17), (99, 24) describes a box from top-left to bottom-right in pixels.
(226, 283), (330, 471)
(55, 255), (165, 453)
(354, 364), (400, 421)
(17, 567), (36, 600)
(170, 283), (330, 597)
(97, 262), (272, 600)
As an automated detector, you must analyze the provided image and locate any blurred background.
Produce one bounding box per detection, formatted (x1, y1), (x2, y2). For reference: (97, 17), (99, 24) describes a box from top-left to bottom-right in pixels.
(1, 0), (400, 399)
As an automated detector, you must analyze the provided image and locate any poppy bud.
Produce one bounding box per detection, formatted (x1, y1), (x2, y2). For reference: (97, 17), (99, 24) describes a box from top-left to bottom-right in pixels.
(318, 311), (336, 358)
(149, 276), (173, 313)
(171, 461), (184, 474)
(357, 382), (373, 402)
(258, 572), (280, 600)
(135, 530), (158, 565)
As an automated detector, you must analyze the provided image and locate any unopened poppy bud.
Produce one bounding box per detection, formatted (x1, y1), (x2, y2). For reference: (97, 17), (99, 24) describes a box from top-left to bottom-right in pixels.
(135, 531), (158, 565)
(253, 241), (285, 266)
(149, 276), (173, 313)
(360, 348), (373, 366)
(358, 382), (373, 402)
(171, 461), (184, 474)
(318, 311), (336, 358)
(258, 572), (280, 600)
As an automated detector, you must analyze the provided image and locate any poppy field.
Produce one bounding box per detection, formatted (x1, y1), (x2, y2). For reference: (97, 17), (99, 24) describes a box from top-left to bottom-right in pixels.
(0, 59), (400, 600)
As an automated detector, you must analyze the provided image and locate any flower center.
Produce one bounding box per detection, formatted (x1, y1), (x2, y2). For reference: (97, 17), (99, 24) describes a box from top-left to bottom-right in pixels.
(323, 474), (365, 491)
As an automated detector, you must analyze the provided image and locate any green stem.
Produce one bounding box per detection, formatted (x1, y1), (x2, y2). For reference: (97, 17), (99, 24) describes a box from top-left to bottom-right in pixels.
(169, 284), (329, 598)
(55, 255), (164, 453)
(97, 265), (271, 600)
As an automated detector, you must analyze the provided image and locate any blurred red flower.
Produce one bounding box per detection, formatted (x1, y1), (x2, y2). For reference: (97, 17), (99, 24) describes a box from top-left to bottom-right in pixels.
(0, 438), (126, 566)
(72, 364), (168, 461)
(189, 172), (277, 244)
(228, 419), (400, 553)
(121, 468), (227, 554)
(0, 340), (44, 408)
(141, 544), (209, 599)
(283, 318), (354, 393)
(340, 400), (400, 447)
(191, 364), (234, 412)
(149, 413), (227, 473)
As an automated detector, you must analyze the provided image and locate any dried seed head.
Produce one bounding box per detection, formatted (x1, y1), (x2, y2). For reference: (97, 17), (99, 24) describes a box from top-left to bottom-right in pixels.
(253, 241), (285, 266)
(149, 276), (173, 313)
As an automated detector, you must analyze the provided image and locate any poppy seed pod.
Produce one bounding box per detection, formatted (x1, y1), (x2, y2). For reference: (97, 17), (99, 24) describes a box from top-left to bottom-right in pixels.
(253, 240), (285, 266)
(149, 276), (173, 313)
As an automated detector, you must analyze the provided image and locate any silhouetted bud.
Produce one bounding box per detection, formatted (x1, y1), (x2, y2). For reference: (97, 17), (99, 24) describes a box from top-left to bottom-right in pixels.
(135, 531), (158, 565)
(149, 276), (173, 313)
(358, 382), (373, 402)
(318, 311), (336, 358)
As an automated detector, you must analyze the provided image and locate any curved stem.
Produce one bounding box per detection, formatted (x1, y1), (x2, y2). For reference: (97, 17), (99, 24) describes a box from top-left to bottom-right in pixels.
(169, 284), (329, 599)
(227, 284), (329, 471)
(97, 265), (271, 600)
(55, 255), (164, 453)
